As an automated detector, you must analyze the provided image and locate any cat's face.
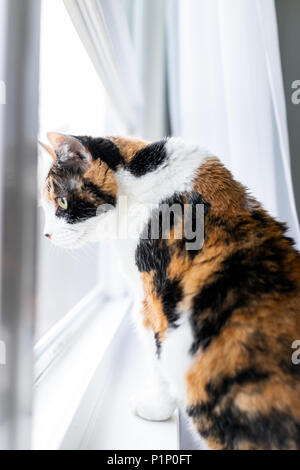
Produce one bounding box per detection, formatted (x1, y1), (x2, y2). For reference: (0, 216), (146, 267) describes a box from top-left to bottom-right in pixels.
(39, 133), (118, 249)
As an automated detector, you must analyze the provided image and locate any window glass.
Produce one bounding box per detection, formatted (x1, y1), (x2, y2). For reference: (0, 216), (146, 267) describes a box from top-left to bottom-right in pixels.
(36, 0), (106, 340)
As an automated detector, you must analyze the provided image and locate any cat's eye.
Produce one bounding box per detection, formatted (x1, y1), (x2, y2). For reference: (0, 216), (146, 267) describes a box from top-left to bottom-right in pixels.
(57, 197), (68, 210)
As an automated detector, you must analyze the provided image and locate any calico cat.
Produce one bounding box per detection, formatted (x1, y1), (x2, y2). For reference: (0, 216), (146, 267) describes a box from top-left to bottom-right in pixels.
(40, 132), (300, 450)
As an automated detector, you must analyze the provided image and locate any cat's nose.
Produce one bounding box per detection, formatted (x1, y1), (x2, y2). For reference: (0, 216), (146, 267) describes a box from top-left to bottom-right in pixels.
(45, 233), (52, 239)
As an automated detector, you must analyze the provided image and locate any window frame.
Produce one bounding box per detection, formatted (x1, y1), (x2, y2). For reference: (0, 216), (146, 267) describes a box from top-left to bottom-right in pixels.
(34, 284), (105, 383)
(33, 295), (132, 450)
(0, 0), (41, 451)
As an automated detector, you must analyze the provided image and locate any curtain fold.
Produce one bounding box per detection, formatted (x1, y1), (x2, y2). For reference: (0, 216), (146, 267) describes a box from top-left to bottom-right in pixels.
(124, 0), (168, 140)
(166, 0), (299, 247)
(255, 0), (300, 245)
(63, 0), (143, 134)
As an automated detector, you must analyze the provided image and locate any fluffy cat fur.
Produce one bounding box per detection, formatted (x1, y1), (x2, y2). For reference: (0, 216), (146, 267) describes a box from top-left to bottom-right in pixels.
(40, 132), (300, 450)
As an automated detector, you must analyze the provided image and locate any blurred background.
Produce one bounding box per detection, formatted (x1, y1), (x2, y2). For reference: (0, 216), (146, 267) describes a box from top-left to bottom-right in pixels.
(0, 0), (299, 450)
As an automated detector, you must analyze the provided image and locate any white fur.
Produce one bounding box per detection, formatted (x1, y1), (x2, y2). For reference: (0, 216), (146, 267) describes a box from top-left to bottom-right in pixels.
(160, 315), (195, 407)
(129, 300), (177, 421)
(59, 143), (76, 161)
(116, 138), (211, 206)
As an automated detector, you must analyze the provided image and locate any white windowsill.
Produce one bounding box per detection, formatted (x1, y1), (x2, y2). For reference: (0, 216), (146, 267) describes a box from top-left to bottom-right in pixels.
(77, 317), (179, 450)
(32, 296), (179, 450)
(33, 296), (131, 450)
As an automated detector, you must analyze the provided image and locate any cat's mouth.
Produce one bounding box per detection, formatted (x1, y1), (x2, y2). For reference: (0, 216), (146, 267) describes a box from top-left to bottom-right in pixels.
(50, 229), (89, 250)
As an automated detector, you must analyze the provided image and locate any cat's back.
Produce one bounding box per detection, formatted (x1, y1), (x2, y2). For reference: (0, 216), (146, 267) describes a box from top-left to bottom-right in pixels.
(185, 158), (300, 449)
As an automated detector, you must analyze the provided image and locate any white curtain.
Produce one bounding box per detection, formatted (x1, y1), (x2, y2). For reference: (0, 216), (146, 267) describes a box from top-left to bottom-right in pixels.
(128, 0), (168, 140)
(167, 0), (300, 246)
(63, 0), (143, 134)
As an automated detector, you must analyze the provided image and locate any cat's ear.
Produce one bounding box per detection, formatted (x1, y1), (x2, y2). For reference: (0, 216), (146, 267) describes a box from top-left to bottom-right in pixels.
(47, 132), (91, 166)
(38, 140), (57, 162)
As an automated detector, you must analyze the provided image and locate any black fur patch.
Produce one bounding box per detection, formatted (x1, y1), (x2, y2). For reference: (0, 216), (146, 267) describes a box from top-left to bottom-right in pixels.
(190, 239), (296, 353)
(55, 186), (116, 224)
(127, 140), (167, 177)
(186, 367), (300, 449)
(56, 193), (98, 224)
(135, 197), (179, 327)
(187, 404), (300, 449)
(76, 136), (124, 170)
(135, 238), (170, 275)
(204, 368), (270, 412)
(182, 192), (210, 259)
(187, 368), (270, 442)
(161, 278), (182, 326)
(251, 210), (269, 227)
(155, 332), (161, 358)
(136, 238), (181, 328)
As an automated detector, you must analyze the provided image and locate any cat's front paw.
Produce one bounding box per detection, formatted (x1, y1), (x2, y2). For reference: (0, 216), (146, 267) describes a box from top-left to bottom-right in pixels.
(132, 387), (176, 421)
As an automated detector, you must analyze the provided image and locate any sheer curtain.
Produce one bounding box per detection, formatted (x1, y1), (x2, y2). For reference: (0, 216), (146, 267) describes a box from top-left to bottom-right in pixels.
(127, 0), (168, 140)
(167, 0), (300, 246)
(63, 0), (143, 134)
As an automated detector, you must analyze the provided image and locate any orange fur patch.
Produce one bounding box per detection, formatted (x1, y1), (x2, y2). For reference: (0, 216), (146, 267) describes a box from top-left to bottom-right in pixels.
(193, 157), (252, 214)
(141, 272), (169, 339)
(110, 136), (149, 163)
(84, 159), (117, 198)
